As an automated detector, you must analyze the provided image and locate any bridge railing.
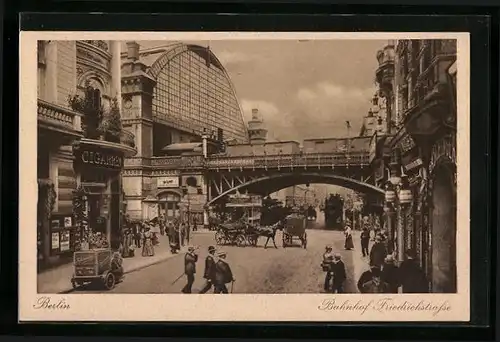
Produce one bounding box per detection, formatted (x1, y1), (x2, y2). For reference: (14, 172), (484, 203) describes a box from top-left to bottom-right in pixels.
(206, 152), (369, 169)
(125, 152), (370, 169)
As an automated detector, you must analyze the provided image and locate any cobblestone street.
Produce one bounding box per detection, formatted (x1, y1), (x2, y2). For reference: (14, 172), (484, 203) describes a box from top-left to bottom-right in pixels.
(72, 226), (369, 294)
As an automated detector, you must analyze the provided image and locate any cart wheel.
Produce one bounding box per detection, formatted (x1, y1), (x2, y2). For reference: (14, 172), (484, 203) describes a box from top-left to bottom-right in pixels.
(236, 234), (246, 247)
(215, 231), (224, 245)
(103, 272), (116, 290)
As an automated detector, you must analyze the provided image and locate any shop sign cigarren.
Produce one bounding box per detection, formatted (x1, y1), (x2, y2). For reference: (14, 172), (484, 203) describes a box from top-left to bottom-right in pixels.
(79, 150), (123, 169)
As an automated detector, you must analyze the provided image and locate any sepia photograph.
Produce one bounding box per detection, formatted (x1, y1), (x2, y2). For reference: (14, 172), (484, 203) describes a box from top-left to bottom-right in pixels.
(20, 32), (469, 321)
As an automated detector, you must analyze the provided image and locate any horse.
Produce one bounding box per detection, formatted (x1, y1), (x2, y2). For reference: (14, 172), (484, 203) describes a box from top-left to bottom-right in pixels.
(258, 220), (284, 249)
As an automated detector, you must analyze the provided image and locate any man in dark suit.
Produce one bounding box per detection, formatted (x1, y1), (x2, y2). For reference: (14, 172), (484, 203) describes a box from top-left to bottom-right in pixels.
(360, 227), (370, 257)
(214, 251), (234, 294)
(369, 235), (387, 268)
(330, 253), (347, 293)
(181, 246), (199, 294)
(399, 250), (429, 293)
(199, 246), (217, 294)
(133, 223), (141, 248)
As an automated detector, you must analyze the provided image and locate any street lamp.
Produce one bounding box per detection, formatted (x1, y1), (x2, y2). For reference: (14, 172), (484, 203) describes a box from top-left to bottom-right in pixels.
(384, 160), (413, 262)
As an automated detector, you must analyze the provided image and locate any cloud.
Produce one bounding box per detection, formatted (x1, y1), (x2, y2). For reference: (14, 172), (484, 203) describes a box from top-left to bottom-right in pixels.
(298, 81), (375, 103)
(291, 81), (377, 139)
(216, 51), (261, 67)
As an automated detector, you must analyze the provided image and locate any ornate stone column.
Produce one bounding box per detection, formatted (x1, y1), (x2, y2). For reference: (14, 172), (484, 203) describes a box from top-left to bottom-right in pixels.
(110, 40), (122, 108)
(45, 41), (58, 103)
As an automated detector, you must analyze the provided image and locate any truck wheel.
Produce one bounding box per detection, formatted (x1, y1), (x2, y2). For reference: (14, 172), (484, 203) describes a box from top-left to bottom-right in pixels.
(104, 272), (116, 290)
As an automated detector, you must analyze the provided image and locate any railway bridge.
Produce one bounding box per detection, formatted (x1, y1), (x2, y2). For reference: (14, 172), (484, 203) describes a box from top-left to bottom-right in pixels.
(123, 141), (384, 222)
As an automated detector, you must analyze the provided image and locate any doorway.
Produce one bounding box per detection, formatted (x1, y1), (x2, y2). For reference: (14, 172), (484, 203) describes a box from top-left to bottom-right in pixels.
(431, 163), (457, 293)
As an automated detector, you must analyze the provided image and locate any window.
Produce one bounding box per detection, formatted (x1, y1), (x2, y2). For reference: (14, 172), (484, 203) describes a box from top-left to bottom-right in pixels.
(152, 49), (247, 142)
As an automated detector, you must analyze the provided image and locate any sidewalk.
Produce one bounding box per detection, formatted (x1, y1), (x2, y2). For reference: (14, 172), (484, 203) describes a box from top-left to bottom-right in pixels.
(37, 234), (189, 294)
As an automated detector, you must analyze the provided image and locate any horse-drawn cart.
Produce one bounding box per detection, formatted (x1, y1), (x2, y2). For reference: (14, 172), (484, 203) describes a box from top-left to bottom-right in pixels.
(282, 213), (308, 248)
(215, 222), (248, 247)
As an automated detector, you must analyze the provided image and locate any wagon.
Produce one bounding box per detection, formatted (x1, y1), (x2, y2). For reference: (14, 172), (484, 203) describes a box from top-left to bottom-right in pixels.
(215, 222), (248, 247)
(282, 213), (308, 248)
(70, 248), (123, 290)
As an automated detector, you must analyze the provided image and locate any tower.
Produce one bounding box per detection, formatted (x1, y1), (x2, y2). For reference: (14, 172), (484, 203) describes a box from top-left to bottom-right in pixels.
(247, 108), (268, 144)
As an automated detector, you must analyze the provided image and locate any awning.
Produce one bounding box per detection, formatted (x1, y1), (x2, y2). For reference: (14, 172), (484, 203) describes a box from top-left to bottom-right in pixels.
(161, 142), (202, 152)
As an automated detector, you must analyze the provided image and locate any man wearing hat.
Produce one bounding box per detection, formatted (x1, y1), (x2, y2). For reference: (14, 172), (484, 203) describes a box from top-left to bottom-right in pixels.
(199, 246), (217, 294)
(214, 251), (234, 294)
(181, 246), (199, 294)
(330, 253), (347, 293)
(369, 234), (387, 268)
(381, 254), (400, 293)
(357, 265), (380, 293)
(321, 246), (334, 292)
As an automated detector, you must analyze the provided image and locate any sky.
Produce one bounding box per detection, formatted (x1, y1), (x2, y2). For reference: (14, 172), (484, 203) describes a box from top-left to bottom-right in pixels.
(133, 39), (387, 142)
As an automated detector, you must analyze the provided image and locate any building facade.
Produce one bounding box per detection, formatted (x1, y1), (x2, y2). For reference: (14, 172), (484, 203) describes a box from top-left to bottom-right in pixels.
(374, 39), (457, 293)
(37, 40), (136, 268)
(121, 41), (249, 224)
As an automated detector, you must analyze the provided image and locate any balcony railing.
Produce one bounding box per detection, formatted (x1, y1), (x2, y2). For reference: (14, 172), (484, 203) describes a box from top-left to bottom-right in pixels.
(37, 99), (83, 135)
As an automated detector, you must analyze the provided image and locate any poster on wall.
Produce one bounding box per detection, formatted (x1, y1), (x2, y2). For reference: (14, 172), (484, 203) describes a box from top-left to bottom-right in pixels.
(51, 232), (60, 250)
(60, 231), (70, 252)
(51, 219), (60, 230)
(64, 216), (73, 228)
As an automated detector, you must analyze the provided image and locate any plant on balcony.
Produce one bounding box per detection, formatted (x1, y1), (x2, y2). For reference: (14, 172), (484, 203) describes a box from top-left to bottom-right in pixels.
(98, 97), (122, 143)
(68, 82), (104, 140)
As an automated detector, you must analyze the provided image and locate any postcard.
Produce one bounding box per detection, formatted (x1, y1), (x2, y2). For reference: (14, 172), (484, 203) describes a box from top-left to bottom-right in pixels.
(20, 31), (469, 322)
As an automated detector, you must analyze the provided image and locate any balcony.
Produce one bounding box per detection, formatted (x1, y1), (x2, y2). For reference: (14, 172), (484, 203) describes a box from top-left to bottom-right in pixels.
(375, 45), (395, 88)
(37, 99), (83, 138)
(401, 54), (455, 133)
(79, 137), (137, 157)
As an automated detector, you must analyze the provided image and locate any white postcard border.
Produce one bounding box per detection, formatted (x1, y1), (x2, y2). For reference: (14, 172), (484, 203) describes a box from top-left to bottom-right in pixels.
(19, 31), (470, 322)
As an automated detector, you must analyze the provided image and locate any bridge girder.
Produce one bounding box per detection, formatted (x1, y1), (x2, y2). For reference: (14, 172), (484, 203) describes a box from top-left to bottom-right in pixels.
(207, 171), (383, 206)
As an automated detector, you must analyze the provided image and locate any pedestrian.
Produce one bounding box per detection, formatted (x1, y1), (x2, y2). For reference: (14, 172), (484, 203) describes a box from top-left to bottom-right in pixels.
(360, 227), (370, 257)
(344, 224), (354, 250)
(180, 221), (187, 247)
(199, 246), (217, 294)
(321, 246), (334, 292)
(361, 267), (390, 293)
(369, 235), (387, 268)
(357, 265), (380, 293)
(167, 220), (175, 244)
(214, 251), (234, 294)
(142, 226), (155, 257)
(181, 246), (199, 294)
(330, 253), (347, 293)
(186, 219), (191, 244)
(159, 214), (165, 236)
(381, 254), (400, 293)
(399, 250), (429, 293)
(193, 217), (198, 232)
(133, 223), (142, 248)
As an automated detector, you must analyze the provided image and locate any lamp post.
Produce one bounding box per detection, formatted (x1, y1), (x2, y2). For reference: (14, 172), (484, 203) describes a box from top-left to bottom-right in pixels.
(384, 160), (413, 262)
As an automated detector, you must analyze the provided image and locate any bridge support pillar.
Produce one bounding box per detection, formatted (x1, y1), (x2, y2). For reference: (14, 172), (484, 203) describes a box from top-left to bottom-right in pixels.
(203, 209), (209, 228)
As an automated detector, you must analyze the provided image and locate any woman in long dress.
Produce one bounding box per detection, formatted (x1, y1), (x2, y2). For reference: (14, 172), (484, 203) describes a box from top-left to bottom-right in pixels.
(344, 224), (354, 250)
(142, 226), (155, 257)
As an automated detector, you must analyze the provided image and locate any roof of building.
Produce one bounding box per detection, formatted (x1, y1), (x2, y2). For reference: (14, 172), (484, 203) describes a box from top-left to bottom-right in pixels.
(161, 142), (202, 152)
